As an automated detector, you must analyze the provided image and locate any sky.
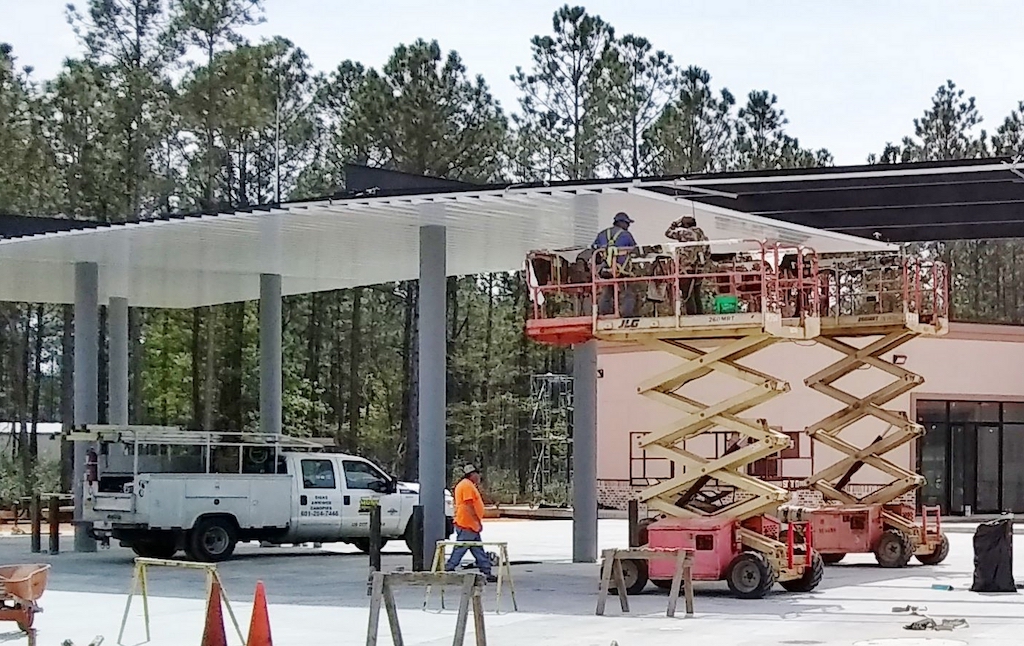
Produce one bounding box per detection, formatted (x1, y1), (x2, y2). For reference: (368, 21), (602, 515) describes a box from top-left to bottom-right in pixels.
(4, 0), (1024, 165)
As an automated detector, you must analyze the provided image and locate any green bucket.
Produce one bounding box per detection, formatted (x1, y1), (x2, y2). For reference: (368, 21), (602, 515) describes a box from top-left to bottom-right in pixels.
(714, 295), (739, 314)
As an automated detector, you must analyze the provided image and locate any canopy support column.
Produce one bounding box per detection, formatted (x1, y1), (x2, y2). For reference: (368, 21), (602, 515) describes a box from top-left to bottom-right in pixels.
(108, 297), (129, 426)
(73, 262), (99, 552)
(572, 193), (600, 563)
(260, 273), (282, 436)
(419, 224), (447, 557)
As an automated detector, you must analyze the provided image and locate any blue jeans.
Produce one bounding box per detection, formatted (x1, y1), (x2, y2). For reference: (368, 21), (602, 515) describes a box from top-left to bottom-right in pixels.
(445, 527), (492, 575)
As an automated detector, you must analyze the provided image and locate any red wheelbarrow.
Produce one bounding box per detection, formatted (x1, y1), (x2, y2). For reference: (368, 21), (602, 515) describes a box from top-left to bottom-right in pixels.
(0, 564), (50, 631)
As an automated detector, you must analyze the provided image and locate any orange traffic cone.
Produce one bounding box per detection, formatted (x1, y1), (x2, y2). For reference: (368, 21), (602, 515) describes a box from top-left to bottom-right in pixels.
(246, 581), (273, 646)
(201, 578), (228, 646)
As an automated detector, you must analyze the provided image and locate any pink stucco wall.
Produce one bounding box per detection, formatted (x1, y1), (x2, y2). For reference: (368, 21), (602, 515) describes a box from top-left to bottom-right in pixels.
(597, 323), (1024, 487)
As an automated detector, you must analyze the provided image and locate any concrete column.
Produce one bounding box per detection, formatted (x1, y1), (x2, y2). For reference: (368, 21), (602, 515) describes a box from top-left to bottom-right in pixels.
(572, 194), (600, 563)
(572, 342), (598, 562)
(73, 262), (99, 552)
(418, 224), (447, 557)
(260, 274), (283, 435)
(108, 297), (129, 425)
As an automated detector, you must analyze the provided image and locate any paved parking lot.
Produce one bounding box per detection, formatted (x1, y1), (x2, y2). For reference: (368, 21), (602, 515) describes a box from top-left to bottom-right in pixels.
(7, 519), (1024, 645)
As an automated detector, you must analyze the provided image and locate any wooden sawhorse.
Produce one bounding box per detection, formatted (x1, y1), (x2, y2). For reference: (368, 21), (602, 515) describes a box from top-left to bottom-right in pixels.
(369, 571), (486, 646)
(596, 547), (695, 618)
(426, 540), (517, 613)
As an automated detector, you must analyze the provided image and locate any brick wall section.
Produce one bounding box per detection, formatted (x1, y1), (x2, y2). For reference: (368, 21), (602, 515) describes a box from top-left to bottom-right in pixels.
(598, 480), (917, 511)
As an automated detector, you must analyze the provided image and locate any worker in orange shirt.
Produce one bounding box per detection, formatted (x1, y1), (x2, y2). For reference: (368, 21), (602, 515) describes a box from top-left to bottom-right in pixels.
(445, 464), (497, 582)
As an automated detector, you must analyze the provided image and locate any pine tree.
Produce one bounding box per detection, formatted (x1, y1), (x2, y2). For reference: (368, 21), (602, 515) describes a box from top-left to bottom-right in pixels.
(598, 34), (675, 177)
(512, 5), (615, 180)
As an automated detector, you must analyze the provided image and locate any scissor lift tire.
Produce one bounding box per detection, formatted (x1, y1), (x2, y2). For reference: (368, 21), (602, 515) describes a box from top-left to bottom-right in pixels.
(915, 533), (950, 566)
(873, 528), (913, 568)
(726, 551), (776, 599)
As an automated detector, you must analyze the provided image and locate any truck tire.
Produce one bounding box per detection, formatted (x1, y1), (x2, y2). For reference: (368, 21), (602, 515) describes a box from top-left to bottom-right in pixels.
(352, 538), (388, 554)
(132, 540), (177, 560)
(188, 517), (237, 562)
(726, 552), (776, 599)
(874, 529), (913, 568)
(915, 534), (950, 566)
(780, 551), (824, 593)
(822, 553), (846, 565)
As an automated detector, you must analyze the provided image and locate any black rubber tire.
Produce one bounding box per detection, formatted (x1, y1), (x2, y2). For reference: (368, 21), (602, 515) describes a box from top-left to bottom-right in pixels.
(915, 534), (950, 566)
(132, 540), (178, 560)
(726, 551), (776, 599)
(874, 528), (913, 568)
(352, 537), (388, 554)
(822, 553), (846, 565)
(651, 578), (673, 590)
(780, 551), (825, 592)
(610, 559), (649, 595)
(188, 517), (237, 562)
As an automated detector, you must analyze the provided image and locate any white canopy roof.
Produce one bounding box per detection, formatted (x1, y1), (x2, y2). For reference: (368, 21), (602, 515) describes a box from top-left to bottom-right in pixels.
(0, 184), (892, 308)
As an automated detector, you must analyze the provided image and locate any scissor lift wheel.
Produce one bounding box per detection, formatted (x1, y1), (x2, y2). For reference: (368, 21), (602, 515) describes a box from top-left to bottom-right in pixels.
(802, 329), (930, 543)
(634, 334), (794, 524)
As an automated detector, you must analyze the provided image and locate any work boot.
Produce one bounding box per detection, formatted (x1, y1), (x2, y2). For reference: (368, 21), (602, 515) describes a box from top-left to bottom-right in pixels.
(484, 573), (498, 583)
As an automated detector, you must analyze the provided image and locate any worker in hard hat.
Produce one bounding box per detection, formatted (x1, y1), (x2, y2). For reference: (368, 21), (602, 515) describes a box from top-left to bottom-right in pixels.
(592, 212), (639, 317)
(665, 215), (709, 314)
(445, 464), (498, 582)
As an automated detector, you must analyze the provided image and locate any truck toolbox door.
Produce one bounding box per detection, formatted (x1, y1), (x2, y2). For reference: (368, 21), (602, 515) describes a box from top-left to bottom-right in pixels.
(296, 457), (344, 541)
(342, 460), (403, 535)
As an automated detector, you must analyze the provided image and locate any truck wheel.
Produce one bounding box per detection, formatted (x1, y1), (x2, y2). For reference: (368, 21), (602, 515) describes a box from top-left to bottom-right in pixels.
(726, 552), (776, 599)
(822, 553), (846, 565)
(189, 517), (237, 562)
(780, 551), (824, 593)
(915, 534), (950, 566)
(874, 529), (913, 568)
(132, 540), (177, 560)
(609, 558), (648, 595)
(352, 538), (388, 554)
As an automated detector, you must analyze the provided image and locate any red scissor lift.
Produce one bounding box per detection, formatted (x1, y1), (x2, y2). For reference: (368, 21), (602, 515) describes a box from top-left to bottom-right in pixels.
(782, 252), (950, 568)
(526, 241), (950, 598)
(527, 240), (824, 598)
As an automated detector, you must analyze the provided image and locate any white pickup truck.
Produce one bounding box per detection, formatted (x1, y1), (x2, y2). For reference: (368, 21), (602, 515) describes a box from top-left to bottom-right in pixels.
(75, 427), (454, 562)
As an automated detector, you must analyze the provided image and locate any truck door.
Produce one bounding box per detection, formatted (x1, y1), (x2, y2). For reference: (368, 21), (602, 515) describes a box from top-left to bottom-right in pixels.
(341, 459), (404, 536)
(295, 457), (344, 541)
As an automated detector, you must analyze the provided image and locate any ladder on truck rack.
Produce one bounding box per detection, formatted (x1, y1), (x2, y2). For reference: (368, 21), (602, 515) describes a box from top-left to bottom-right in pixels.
(797, 253), (949, 546)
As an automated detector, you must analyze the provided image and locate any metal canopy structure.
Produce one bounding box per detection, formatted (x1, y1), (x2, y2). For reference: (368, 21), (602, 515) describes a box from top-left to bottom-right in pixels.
(652, 157), (1024, 242)
(0, 184), (889, 308)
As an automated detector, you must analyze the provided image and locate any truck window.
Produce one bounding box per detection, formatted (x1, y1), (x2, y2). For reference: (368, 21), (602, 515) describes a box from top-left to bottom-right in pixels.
(301, 459), (337, 489)
(342, 460), (388, 491)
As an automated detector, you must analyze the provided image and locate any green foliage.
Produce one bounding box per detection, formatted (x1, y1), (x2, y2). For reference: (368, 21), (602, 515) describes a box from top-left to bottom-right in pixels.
(0, 455), (61, 508)
(3, 4), (1024, 505)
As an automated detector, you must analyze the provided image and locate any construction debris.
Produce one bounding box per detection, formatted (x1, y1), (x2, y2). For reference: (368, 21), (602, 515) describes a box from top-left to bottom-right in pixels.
(892, 604), (968, 631)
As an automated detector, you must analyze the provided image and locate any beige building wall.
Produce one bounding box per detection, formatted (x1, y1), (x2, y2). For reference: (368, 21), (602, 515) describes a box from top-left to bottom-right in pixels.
(595, 323), (1024, 508)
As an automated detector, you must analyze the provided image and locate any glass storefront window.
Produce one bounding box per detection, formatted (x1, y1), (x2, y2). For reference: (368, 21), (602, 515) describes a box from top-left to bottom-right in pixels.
(916, 400), (947, 423)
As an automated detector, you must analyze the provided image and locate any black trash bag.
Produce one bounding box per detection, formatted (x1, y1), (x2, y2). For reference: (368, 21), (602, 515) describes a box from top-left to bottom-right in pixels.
(970, 517), (1016, 593)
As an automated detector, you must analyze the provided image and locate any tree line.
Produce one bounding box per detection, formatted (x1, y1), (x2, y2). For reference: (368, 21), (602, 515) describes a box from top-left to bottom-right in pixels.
(0, 1), (1022, 503)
